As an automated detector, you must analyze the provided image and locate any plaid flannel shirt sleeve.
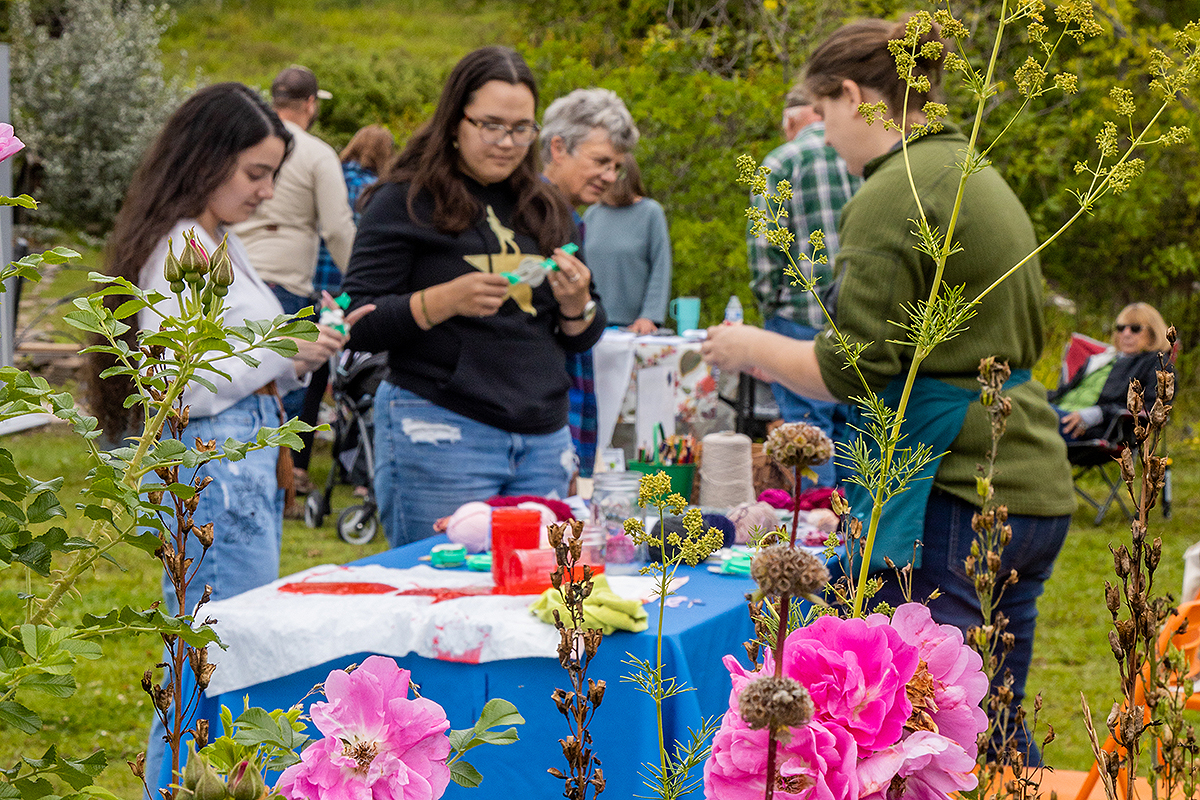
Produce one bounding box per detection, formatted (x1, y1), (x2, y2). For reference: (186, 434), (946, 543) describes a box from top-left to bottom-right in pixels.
(749, 128), (860, 327)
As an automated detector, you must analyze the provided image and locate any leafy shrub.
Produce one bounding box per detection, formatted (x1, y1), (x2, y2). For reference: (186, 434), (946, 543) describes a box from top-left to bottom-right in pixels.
(10, 0), (185, 232)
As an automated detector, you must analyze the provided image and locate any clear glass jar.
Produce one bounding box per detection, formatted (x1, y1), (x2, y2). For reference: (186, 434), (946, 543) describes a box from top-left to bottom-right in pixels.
(591, 471), (644, 573)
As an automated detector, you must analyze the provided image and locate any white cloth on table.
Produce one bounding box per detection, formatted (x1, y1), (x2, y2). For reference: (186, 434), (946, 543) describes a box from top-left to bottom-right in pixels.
(592, 330), (714, 455)
(201, 563), (660, 696)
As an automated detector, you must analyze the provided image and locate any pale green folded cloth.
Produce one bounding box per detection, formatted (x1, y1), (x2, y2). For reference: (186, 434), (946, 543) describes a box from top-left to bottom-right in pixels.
(529, 574), (649, 634)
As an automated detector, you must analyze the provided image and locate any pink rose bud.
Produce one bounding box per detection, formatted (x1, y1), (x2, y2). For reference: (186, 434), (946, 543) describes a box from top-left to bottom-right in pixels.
(0, 124), (25, 163)
(163, 239), (183, 283)
(210, 236), (234, 288)
(180, 229), (210, 277)
(229, 760), (265, 800)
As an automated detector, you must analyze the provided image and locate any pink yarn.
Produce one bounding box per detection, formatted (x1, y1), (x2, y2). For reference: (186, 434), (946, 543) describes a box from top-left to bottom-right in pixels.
(757, 488), (795, 510)
(797, 486), (844, 511)
(444, 502), (492, 553)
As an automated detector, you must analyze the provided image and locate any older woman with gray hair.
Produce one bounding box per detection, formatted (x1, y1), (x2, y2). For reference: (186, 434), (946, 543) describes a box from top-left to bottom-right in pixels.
(541, 87), (639, 478)
(542, 87), (640, 207)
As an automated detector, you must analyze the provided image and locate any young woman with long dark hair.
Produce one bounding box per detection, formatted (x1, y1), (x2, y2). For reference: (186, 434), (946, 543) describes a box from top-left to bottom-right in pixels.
(342, 46), (606, 547)
(88, 82), (367, 795)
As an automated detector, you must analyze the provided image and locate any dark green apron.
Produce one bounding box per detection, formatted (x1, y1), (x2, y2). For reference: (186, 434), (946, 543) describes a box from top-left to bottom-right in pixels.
(843, 369), (1031, 574)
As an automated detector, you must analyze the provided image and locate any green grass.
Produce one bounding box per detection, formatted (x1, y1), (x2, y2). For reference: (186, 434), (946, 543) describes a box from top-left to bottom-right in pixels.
(160, 0), (522, 89)
(15, 240), (103, 347)
(1031, 444), (1200, 771)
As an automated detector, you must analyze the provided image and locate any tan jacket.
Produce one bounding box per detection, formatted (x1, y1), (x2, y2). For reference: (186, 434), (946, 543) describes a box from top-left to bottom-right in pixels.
(233, 119), (356, 298)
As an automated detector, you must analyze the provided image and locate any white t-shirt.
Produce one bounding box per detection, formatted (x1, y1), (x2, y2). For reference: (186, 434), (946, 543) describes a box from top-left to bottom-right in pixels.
(138, 219), (307, 418)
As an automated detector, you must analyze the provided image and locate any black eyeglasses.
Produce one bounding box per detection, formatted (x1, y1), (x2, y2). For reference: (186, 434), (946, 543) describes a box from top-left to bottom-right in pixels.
(463, 115), (540, 146)
(1115, 323), (1143, 334)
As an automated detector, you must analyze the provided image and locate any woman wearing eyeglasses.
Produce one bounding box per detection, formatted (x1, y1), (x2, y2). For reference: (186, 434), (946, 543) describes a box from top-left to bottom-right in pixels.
(1050, 302), (1172, 439)
(341, 46), (606, 547)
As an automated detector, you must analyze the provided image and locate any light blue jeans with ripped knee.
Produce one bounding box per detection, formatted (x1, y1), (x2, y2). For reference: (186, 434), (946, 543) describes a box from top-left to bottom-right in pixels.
(373, 381), (575, 548)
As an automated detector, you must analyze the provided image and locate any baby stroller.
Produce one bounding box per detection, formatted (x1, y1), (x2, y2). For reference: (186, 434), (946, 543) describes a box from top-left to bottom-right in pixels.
(304, 350), (389, 544)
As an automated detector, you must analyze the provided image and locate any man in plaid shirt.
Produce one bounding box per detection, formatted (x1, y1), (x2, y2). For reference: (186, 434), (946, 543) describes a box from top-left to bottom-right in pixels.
(748, 83), (860, 486)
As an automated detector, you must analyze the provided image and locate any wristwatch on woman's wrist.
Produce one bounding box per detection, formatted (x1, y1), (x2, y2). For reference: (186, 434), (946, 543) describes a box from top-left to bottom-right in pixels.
(559, 299), (597, 324)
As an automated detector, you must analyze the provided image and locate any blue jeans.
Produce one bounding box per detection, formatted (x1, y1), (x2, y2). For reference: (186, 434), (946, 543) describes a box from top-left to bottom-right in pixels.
(872, 490), (1070, 766)
(269, 284), (313, 421)
(374, 382), (575, 547)
(144, 393), (285, 797)
(764, 316), (844, 487)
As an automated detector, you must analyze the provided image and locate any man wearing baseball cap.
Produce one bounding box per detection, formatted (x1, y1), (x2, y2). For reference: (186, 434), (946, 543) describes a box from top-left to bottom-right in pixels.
(234, 65), (356, 505)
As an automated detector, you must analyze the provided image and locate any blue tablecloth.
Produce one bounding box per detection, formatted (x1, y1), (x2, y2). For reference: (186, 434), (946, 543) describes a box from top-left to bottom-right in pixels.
(197, 536), (756, 799)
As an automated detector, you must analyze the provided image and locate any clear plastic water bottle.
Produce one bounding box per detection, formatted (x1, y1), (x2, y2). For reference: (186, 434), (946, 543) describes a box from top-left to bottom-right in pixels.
(724, 294), (744, 323)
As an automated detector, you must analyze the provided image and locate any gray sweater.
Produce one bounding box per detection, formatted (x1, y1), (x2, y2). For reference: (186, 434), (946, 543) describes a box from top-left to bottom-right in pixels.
(582, 198), (672, 326)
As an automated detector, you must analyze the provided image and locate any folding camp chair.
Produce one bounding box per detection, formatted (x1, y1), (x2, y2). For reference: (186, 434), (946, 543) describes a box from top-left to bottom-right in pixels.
(1056, 334), (1177, 526)
(1066, 413), (1135, 526)
(1075, 598), (1200, 800)
(1057, 333), (1133, 525)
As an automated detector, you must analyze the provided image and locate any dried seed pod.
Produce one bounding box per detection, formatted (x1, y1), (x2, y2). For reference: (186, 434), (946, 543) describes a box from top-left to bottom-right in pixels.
(750, 543), (831, 597)
(1126, 380), (1144, 415)
(763, 422), (834, 469)
(737, 674), (814, 732)
(1120, 448), (1136, 485)
(195, 718), (209, 748)
(1150, 400), (1168, 427)
(587, 678), (605, 706)
(1105, 582), (1121, 616)
(1157, 369), (1175, 404)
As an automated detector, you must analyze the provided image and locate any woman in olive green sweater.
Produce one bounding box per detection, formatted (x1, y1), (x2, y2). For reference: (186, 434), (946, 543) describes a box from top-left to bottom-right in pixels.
(703, 16), (1074, 764)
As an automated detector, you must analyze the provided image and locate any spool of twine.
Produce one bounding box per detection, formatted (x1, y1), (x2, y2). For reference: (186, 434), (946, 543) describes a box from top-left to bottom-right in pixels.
(699, 431), (755, 509)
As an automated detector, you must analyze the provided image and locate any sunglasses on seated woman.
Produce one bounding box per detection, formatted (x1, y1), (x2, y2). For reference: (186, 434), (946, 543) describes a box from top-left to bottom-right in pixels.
(1115, 323), (1143, 333)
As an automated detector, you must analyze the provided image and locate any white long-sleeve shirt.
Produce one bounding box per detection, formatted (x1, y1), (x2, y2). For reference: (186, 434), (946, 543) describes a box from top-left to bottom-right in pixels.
(232, 120), (356, 298)
(139, 220), (306, 418)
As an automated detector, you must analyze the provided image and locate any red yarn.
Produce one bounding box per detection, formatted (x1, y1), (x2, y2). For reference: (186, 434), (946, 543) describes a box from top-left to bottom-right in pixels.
(485, 495), (575, 521)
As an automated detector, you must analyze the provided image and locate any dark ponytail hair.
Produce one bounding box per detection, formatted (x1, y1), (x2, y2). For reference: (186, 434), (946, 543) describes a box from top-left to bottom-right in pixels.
(804, 16), (946, 119)
(369, 46), (575, 255)
(89, 82), (293, 436)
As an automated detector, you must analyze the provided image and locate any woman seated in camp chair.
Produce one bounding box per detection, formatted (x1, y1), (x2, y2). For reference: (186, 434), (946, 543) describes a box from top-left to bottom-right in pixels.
(1050, 302), (1172, 440)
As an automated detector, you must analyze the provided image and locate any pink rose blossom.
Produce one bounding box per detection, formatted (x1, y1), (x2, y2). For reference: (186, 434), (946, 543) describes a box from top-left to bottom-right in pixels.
(705, 656), (859, 800)
(784, 615), (919, 753)
(276, 656), (452, 800)
(857, 731), (978, 800)
(870, 603), (989, 752)
(0, 124), (24, 163)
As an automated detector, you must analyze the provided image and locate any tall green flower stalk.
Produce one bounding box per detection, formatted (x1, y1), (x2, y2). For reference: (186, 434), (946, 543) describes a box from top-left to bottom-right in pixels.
(622, 472), (723, 800)
(740, 6), (1199, 620)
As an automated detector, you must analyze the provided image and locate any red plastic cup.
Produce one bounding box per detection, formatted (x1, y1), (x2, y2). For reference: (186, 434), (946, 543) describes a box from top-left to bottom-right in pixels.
(490, 508), (541, 590)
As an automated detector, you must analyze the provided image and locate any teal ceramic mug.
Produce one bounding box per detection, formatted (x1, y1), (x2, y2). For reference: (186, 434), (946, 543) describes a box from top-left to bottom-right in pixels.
(669, 296), (700, 334)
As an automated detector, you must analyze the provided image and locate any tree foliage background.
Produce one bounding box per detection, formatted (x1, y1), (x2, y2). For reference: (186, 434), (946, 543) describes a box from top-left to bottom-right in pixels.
(3, 0), (1199, 355)
(9, 0), (185, 233)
